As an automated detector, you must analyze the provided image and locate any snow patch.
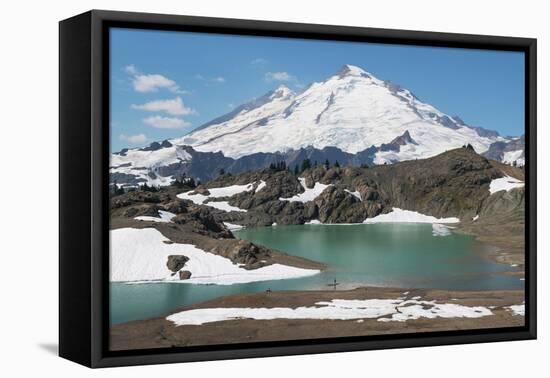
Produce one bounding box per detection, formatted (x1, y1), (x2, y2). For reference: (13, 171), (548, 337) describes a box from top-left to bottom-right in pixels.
(110, 145), (190, 186)
(110, 228), (319, 284)
(363, 208), (460, 224)
(432, 224), (452, 236)
(489, 176), (524, 194)
(472, 214), (479, 221)
(255, 180), (267, 193)
(223, 222), (245, 231)
(167, 297), (493, 326)
(506, 303), (525, 316)
(280, 178), (331, 203)
(134, 210), (176, 223)
(177, 182), (258, 212)
(345, 189), (362, 201)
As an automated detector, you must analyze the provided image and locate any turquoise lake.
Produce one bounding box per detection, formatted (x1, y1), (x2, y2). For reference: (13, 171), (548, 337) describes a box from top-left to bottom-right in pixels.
(110, 223), (523, 325)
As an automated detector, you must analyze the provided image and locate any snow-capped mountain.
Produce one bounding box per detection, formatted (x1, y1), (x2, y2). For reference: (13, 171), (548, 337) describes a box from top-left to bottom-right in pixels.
(111, 64), (519, 187)
(173, 64), (506, 163)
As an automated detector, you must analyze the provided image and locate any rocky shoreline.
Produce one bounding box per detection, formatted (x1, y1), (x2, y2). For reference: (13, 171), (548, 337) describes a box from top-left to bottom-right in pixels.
(110, 286), (525, 350)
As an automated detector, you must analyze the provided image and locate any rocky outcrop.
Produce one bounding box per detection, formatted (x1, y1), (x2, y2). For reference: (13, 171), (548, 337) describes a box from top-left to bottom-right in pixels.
(379, 130), (417, 152)
(209, 239), (269, 269)
(110, 191), (167, 209)
(182, 147), (524, 225)
(166, 255), (189, 273)
(173, 207), (234, 239)
(314, 186), (364, 223)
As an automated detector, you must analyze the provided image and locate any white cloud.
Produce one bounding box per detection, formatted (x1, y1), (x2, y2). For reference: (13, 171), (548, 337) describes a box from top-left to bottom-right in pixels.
(133, 74), (182, 93)
(265, 71), (294, 82)
(124, 64), (138, 75)
(119, 133), (148, 144)
(196, 74), (226, 84)
(131, 97), (196, 116)
(251, 58), (268, 65)
(143, 116), (190, 129)
(125, 64), (185, 93)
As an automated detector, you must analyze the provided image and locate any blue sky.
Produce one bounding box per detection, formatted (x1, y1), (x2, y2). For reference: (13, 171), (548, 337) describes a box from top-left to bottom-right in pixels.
(110, 27), (525, 151)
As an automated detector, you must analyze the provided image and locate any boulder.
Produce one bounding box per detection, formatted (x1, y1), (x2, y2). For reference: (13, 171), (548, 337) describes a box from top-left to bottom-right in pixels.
(166, 255), (189, 273)
(179, 270), (192, 280)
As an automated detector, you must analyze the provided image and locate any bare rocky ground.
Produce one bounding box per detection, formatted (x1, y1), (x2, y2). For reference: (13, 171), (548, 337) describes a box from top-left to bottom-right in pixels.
(110, 287), (524, 350)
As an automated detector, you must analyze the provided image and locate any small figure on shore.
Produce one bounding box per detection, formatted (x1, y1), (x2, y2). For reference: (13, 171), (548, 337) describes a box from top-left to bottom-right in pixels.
(266, 288), (272, 293)
(328, 279), (339, 290)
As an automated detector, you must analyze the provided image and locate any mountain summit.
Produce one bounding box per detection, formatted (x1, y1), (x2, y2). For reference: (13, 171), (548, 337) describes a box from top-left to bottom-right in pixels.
(174, 64), (505, 163)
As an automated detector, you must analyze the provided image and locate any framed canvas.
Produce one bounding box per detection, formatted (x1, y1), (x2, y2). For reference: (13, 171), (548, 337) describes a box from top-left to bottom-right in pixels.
(59, 10), (537, 368)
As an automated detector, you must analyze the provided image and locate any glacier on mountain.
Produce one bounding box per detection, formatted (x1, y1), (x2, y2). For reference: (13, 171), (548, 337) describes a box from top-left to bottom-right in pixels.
(174, 64), (505, 161)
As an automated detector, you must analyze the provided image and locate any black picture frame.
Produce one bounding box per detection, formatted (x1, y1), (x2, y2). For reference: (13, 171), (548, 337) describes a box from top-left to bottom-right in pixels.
(59, 9), (537, 368)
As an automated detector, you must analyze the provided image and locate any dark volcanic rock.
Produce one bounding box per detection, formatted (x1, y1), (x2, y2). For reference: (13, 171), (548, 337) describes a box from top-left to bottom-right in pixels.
(379, 130), (417, 152)
(178, 270), (192, 280)
(110, 191), (166, 209)
(173, 207), (233, 239)
(166, 255), (189, 273)
(210, 239), (267, 268)
(162, 199), (188, 214)
(122, 204), (161, 218)
(314, 186), (366, 223)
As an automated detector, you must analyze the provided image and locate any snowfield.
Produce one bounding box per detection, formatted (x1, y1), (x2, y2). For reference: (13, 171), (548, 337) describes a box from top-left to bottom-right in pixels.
(177, 182), (259, 212)
(489, 176), (524, 194)
(174, 65), (504, 161)
(134, 210), (176, 223)
(166, 297), (494, 326)
(280, 178), (331, 203)
(502, 149), (525, 166)
(110, 145), (191, 186)
(110, 228), (319, 284)
(363, 208), (460, 224)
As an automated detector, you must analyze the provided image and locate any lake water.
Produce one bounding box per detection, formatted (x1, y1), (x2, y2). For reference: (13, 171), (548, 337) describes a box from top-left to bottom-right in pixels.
(110, 223), (523, 325)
